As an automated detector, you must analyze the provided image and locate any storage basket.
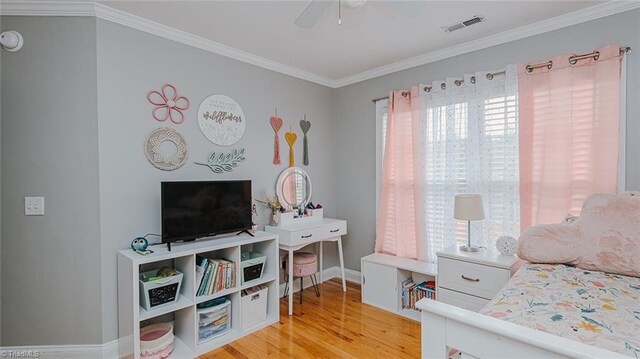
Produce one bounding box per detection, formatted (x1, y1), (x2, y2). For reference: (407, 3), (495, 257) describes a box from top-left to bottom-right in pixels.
(240, 252), (266, 284)
(241, 286), (268, 329)
(140, 322), (174, 359)
(139, 269), (183, 310)
(198, 298), (232, 343)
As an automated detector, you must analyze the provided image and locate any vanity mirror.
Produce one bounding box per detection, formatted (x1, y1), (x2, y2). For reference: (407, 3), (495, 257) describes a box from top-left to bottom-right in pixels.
(276, 167), (312, 213)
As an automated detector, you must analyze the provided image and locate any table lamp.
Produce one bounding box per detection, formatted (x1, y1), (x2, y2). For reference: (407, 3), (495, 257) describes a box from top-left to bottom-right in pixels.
(454, 194), (485, 252)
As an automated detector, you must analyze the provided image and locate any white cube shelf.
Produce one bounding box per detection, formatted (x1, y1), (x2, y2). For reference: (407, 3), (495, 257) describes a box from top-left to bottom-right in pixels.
(117, 231), (279, 358)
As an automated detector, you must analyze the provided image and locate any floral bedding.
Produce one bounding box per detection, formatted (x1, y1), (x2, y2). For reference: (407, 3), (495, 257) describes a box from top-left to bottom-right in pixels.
(480, 263), (640, 358)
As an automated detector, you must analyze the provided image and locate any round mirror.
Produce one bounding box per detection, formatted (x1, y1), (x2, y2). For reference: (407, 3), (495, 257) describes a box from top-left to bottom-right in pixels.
(276, 167), (312, 211)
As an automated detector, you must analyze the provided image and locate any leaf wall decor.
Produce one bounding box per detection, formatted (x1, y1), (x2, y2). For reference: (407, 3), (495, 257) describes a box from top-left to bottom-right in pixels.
(195, 148), (246, 173)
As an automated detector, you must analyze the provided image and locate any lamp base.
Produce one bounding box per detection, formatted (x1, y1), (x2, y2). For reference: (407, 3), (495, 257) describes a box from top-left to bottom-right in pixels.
(460, 245), (481, 252)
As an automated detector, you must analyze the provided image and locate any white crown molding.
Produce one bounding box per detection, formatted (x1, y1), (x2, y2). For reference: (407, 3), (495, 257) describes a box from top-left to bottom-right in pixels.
(0, 1), (336, 88)
(334, 1), (640, 87)
(0, 1), (94, 16)
(1, 1), (639, 89)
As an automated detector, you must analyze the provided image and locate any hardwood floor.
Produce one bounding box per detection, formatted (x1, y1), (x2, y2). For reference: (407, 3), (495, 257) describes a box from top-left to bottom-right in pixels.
(199, 279), (421, 359)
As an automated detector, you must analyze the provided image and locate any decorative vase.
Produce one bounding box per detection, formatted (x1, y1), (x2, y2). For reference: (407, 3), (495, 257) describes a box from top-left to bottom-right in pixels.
(270, 212), (279, 226)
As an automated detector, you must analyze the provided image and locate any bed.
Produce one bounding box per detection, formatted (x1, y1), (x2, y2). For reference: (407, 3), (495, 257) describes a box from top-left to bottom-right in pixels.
(417, 263), (640, 358)
(418, 193), (640, 358)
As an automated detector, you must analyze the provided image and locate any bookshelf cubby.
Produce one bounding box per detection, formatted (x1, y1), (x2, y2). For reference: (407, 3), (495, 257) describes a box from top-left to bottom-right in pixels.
(361, 253), (437, 321)
(118, 231), (279, 358)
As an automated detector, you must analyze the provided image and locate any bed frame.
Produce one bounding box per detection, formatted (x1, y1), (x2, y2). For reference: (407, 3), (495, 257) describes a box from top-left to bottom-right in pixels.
(416, 299), (629, 359)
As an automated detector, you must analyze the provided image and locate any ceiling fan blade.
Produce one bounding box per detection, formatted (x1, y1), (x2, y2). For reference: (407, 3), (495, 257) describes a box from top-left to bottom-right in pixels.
(295, 1), (332, 28)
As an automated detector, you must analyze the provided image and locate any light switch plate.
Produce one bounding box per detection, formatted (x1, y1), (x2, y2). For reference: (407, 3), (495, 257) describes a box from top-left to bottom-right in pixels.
(25, 196), (44, 216)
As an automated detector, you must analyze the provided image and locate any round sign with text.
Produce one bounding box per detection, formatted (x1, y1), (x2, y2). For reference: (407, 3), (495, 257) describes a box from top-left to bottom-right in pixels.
(197, 94), (246, 146)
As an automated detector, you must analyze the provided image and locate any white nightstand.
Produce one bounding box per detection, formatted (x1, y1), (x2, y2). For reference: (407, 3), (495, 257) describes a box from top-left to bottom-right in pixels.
(437, 246), (521, 312)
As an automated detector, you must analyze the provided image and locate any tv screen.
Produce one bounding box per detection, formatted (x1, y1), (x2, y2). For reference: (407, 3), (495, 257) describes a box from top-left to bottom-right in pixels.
(161, 180), (252, 243)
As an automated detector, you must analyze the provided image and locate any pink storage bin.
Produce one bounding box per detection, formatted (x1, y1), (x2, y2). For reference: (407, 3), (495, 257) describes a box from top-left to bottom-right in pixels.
(140, 322), (174, 359)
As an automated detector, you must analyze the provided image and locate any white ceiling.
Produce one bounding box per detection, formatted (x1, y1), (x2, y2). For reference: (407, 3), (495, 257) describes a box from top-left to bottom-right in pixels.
(99, 0), (602, 81)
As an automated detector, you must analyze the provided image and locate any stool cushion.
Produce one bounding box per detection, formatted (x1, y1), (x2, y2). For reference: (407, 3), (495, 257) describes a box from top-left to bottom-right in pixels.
(284, 252), (318, 277)
(291, 252), (317, 265)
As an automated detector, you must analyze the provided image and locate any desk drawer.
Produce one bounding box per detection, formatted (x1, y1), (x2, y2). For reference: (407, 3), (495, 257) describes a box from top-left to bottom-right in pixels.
(438, 258), (510, 300)
(290, 228), (323, 242)
(320, 221), (346, 237)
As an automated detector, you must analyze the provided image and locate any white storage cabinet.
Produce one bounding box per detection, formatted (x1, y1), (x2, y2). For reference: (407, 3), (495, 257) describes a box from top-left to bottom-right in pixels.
(117, 231), (279, 358)
(361, 253), (437, 321)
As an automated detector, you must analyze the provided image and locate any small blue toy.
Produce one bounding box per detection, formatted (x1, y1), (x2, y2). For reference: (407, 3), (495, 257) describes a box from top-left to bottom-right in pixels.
(131, 237), (149, 251)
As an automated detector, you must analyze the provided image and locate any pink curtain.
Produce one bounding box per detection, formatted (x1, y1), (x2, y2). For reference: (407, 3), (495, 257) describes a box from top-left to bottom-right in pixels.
(375, 87), (426, 260)
(519, 44), (622, 229)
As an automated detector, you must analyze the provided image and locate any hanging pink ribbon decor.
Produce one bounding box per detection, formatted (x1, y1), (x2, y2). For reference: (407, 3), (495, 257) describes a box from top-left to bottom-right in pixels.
(270, 109), (283, 164)
(147, 83), (190, 124)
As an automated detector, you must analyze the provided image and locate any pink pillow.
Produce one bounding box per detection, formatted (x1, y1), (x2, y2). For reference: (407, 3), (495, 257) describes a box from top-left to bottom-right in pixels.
(517, 193), (640, 278)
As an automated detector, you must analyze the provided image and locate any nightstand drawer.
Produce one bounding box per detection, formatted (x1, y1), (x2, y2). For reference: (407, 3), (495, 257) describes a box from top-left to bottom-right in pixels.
(438, 258), (510, 300)
(438, 288), (489, 312)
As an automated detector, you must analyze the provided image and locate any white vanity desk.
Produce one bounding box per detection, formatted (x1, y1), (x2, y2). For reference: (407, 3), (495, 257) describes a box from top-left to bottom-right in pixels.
(266, 218), (348, 315)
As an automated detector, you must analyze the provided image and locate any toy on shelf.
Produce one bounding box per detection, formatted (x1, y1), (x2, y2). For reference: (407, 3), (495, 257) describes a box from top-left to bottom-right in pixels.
(131, 237), (153, 255)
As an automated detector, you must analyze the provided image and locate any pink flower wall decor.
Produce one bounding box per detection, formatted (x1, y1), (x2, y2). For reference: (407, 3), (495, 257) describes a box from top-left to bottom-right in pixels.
(147, 83), (190, 124)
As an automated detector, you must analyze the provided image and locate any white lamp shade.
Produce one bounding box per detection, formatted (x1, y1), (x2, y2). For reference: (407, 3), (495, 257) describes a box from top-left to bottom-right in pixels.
(454, 194), (485, 220)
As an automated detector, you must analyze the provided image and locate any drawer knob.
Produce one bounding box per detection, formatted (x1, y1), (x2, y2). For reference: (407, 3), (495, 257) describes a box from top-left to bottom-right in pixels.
(301, 234), (312, 238)
(330, 229), (339, 233)
(461, 275), (480, 282)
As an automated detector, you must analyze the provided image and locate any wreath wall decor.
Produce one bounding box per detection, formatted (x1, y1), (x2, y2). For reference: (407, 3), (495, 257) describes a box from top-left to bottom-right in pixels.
(195, 148), (246, 173)
(143, 127), (189, 171)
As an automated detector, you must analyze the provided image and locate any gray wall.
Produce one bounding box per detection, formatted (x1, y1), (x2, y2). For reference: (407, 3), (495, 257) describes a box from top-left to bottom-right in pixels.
(334, 9), (640, 272)
(0, 16), (337, 346)
(1, 17), (102, 345)
(95, 20), (337, 343)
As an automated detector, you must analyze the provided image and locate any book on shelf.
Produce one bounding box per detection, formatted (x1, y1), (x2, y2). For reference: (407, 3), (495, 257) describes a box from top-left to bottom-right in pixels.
(195, 256), (208, 295)
(196, 257), (236, 297)
(401, 279), (436, 310)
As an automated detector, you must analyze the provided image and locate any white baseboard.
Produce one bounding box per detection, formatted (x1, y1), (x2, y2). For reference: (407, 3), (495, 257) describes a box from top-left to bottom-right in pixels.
(278, 266), (361, 297)
(0, 339), (118, 359)
(1, 267), (363, 359)
(343, 267), (362, 284)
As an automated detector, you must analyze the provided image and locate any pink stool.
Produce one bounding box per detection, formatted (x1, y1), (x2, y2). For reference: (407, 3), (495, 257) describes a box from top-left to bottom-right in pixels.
(283, 252), (320, 304)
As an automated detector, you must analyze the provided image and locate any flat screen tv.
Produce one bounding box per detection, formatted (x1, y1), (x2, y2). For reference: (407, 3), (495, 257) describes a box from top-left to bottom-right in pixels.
(161, 180), (253, 248)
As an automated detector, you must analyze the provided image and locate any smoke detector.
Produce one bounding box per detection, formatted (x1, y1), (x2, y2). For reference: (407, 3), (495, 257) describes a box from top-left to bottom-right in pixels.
(442, 15), (485, 33)
(1, 31), (23, 52)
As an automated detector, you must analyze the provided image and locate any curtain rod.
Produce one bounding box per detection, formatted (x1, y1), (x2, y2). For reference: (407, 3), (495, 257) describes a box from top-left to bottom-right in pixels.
(372, 46), (631, 103)
(525, 46), (630, 73)
(371, 69), (505, 103)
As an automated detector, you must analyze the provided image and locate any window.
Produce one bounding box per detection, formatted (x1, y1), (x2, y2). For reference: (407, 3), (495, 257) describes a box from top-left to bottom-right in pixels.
(376, 83), (520, 258)
(422, 95), (519, 251)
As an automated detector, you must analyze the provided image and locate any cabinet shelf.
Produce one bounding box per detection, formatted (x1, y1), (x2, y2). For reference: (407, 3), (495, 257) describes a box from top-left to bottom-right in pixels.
(195, 286), (238, 304)
(196, 329), (241, 355)
(139, 294), (193, 321)
(241, 313), (279, 335)
(241, 275), (277, 290)
(168, 337), (193, 358)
